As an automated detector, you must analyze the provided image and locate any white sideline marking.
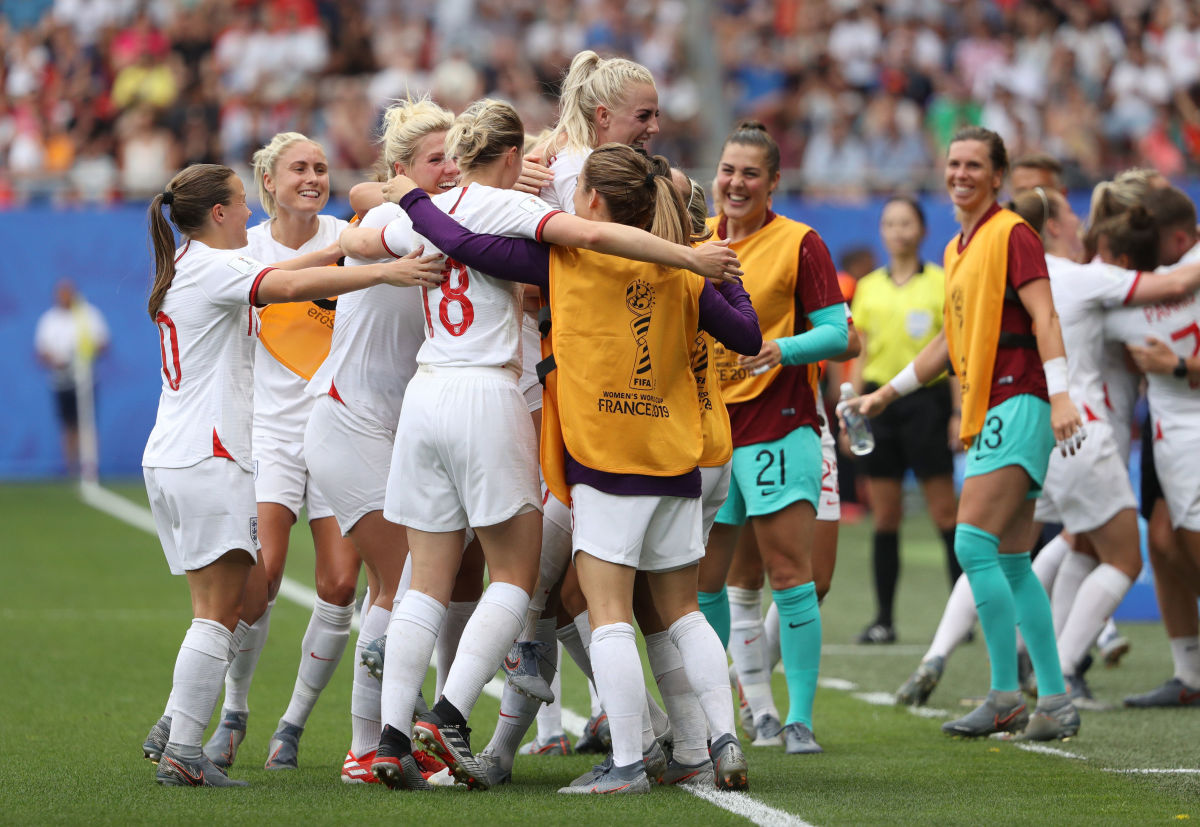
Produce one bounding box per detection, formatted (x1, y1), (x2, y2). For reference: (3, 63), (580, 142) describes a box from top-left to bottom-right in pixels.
(853, 691), (895, 706)
(683, 786), (816, 827)
(1104, 768), (1200, 775)
(80, 481), (157, 533)
(907, 706), (950, 719)
(817, 678), (858, 691)
(1013, 744), (1086, 760)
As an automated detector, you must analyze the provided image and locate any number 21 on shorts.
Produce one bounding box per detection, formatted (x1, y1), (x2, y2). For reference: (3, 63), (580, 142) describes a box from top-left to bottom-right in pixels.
(423, 258), (474, 337)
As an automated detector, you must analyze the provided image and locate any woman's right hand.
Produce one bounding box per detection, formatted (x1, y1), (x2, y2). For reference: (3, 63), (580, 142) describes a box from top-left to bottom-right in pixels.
(381, 175), (420, 204)
(513, 155), (554, 195)
(690, 239), (743, 282)
(378, 245), (445, 288)
(854, 385), (896, 419)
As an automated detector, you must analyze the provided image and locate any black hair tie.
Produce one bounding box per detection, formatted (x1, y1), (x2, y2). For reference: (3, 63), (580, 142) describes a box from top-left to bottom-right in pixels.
(161, 190), (174, 205)
(644, 173), (656, 189)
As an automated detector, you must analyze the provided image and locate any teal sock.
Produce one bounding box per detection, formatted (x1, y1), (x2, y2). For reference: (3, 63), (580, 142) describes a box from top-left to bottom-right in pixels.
(955, 524), (1019, 693)
(697, 588), (730, 649)
(998, 552), (1067, 697)
(772, 581), (820, 727)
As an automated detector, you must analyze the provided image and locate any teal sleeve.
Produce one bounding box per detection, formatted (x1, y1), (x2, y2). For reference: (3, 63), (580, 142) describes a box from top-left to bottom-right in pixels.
(776, 303), (849, 366)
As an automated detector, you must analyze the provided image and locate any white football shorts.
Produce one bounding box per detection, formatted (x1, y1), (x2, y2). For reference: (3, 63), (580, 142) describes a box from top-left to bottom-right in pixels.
(1034, 420), (1137, 534)
(253, 434), (334, 521)
(304, 394), (394, 535)
(571, 483), (704, 573)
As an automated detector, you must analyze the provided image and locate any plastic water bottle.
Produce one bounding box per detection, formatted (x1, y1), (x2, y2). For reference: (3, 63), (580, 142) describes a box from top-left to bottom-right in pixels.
(836, 382), (875, 456)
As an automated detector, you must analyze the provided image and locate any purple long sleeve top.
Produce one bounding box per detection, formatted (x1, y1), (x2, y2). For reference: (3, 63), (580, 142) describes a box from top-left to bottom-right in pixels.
(398, 188), (761, 497)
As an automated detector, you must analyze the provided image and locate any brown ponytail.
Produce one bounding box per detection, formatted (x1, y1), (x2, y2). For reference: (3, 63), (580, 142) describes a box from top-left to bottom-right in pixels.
(581, 144), (692, 246)
(146, 164), (236, 319)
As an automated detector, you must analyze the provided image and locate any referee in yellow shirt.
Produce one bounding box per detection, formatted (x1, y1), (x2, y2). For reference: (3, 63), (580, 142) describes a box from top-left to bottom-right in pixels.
(850, 196), (960, 644)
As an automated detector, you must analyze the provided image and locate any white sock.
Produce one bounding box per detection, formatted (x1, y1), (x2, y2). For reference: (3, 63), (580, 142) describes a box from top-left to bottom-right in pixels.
(1056, 564), (1132, 675)
(350, 604), (389, 754)
(728, 585), (776, 724)
(589, 622), (644, 768)
(485, 620), (558, 768)
(1170, 636), (1200, 688)
(397, 555), (413, 599)
(1032, 534), (1071, 595)
(441, 582), (528, 718)
(436, 600), (478, 699)
(925, 574), (976, 661)
(167, 619), (234, 751)
(1052, 550), (1098, 636)
(223, 603), (272, 713)
(281, 597), (355, 729)
(646, 630), (707, 764)
(526, 512), (573, 624)
(381, 590), (444, 735)
(535, 663), (564, 741)
(764, 601), (781, 670)
(668, 611), (736, 741)
(228, 619), (251, 662)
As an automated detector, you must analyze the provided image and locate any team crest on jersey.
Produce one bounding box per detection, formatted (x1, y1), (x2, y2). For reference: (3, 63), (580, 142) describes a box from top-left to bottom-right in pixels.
(227, 256), (258, 277)
(626, 279), (656, 391)
(249, 516), (258, 545)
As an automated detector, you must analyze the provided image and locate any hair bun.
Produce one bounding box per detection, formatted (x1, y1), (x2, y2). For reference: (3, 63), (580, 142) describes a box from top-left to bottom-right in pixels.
(736, 120), (768, 133)
(1127, 204), (1153, 229)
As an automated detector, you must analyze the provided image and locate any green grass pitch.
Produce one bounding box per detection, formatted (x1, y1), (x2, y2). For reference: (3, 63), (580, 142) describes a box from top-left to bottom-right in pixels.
(1, 481), (1196, 824)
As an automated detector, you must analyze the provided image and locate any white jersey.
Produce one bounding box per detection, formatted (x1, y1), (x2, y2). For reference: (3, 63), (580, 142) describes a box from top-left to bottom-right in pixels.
(542, 147), (588, 213)
(1045, 254), (1139, 423)
(1105, 290), (1200, 429)
(142, 240), (271, 471)
(306, 203), (426, 428)
(380, 184), (560, 372)
(245, 215), (347, 442)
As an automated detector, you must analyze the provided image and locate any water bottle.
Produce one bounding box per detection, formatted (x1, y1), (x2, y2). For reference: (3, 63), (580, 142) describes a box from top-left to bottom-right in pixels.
(836, 382), (875, 456)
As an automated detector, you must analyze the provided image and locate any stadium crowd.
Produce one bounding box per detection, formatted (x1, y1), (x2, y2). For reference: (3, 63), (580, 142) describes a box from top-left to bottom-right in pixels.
(5, 0), (1200, 205)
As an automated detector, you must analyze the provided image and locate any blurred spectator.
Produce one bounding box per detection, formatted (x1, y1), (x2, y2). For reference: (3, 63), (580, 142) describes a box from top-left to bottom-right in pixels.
(802, 108), (869, 201)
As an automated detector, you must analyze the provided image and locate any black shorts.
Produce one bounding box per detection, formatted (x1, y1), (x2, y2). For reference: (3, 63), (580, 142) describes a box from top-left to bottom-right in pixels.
(860, 382), (954, 480)
(1140, 414), (1162, 521)
(54, 387), (79, 427)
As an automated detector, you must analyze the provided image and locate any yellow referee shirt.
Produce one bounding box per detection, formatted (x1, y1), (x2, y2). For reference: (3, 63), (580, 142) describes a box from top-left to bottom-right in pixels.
(850, 262), (945, 387)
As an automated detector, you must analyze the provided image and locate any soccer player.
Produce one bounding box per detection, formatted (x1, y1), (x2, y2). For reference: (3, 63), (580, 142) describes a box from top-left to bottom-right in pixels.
(853, 127), (1084, 741)
(199, 132), (360, 772)
(303, 97), (459, 784)
(140, 163), (443, 786)
(703, 121), (851, 755)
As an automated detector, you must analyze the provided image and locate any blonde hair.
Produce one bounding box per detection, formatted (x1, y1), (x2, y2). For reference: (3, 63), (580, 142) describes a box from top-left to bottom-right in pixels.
(447, 98), (524, 173)
(552, 50), (655, 153)
(251, 132), (321, 219)
(147, 164), (236, 319)
(381, 96), (455, 176)
(581, 144), (692, 246)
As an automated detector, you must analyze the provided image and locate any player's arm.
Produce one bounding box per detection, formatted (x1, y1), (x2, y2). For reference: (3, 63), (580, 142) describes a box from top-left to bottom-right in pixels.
(254, 251), (444, 304)
(1018, 276), (1084, 451)
(831, 317), (861, 362)
(854, 329), (950, 417)
(698, 279), (761, 356)
(1128, 337), (1200, 385)
(349, 181), (385, 216)
(1127, 262), (1200, 305)
(338, 224), (390, 260)
(270, 242), (343, 271)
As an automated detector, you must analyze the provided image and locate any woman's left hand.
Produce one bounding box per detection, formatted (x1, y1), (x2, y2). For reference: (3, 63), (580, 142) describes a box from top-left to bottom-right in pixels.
(1127, 337), (1177, 375)
(738, 340), (781, 375)
(1050, 394), (1086, 456)
(381, 175), (420, 204)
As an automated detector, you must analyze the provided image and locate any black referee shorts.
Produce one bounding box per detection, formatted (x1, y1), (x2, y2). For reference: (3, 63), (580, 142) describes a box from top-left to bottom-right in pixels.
(860, 382), (954, 480)
(54, 387), (79, 428)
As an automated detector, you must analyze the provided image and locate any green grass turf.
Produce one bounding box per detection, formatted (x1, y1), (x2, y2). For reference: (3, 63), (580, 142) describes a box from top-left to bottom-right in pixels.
(2, 481), (1197, 824)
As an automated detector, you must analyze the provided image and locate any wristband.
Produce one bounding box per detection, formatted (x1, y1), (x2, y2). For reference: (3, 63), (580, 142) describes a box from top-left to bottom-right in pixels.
(1043, 356), (1068, 396)
(888, 363), (921, 397)
(1174, 356), (1189, 379)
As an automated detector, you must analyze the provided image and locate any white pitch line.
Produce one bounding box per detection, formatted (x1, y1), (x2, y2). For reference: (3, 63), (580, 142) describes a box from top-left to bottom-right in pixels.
(853, 692), (896, 706)
(1012, 743), (1086, 760)
(817, 677), (858, 691)
(1104, 768), (1200, 775)
(821, 644), (926, 657)
(684, 786), (816, 827)
(82, 483), (821, 826)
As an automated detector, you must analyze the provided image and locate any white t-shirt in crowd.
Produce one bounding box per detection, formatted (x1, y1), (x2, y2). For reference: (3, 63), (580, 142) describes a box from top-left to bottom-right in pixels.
(306, 203), (426, 428)
(380, 184), (560, 374)
(142, 240), (272, 472)
(243, 214), (347, 442)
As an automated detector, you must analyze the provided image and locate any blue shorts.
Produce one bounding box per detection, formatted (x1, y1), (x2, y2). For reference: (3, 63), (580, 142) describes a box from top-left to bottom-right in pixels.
(715, 426), (822, 526)
(963, 394), (1053, 498)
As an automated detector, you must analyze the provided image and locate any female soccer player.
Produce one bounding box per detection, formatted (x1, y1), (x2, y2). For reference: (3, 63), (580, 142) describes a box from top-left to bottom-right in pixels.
(374, 141), (758, 794)
(703, 121), (851, 755)
(850, 196), (959, 644)
(853, 127), (1084, 741)
(200, 132), (361, 773)
(338, 100), (739, 791)
(140, 163), (442, 786)
(302, 97), (458, 784)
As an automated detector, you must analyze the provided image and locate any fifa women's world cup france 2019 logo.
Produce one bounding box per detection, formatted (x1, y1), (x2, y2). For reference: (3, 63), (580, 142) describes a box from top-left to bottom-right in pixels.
(626, 278), (656, 391)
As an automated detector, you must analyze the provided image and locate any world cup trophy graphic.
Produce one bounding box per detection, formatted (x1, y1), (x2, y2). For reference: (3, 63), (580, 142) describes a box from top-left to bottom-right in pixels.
(626, 278), (656, 391)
